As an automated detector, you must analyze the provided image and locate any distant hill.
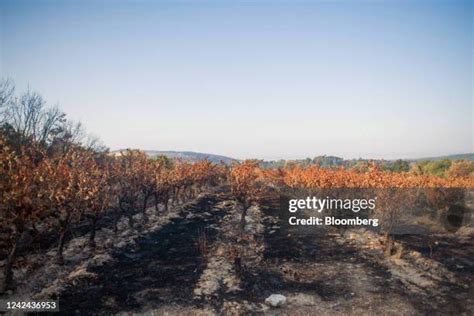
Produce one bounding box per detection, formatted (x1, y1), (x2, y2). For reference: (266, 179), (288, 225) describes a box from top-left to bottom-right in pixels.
(112, 150), (238, 165)
(111, 150), (473, 166)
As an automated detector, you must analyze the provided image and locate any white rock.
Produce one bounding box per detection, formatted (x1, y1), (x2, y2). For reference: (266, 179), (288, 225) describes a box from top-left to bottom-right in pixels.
(265, 294), (287, 307)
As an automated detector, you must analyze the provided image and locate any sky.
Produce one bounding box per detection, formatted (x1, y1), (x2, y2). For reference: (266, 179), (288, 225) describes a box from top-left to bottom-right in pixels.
(1, 0), (472, 160)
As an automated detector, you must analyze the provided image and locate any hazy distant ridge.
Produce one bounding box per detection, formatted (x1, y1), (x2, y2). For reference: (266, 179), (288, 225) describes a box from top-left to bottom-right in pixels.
(113, 150), (238, 164)
(112, 150), (473, 165)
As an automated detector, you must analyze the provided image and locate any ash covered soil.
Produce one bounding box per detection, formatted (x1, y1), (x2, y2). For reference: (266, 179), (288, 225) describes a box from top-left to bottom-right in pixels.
(2, 187), (473, 315)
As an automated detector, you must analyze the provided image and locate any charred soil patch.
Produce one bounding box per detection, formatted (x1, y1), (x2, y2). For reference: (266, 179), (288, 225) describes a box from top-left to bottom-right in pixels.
(56, 193), (230, 314)
(241, 191), (473, 315)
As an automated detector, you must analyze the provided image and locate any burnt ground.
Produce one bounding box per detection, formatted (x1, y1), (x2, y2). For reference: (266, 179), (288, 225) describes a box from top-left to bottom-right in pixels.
(3, 188), (473, 315)
(56, 193), (230, 314)
(397, 233), (474, 274)
(250, 193), (474, 315)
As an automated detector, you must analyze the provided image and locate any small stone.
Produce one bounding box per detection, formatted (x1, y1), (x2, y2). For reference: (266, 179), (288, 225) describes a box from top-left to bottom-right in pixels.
(265, 294), (287, 307)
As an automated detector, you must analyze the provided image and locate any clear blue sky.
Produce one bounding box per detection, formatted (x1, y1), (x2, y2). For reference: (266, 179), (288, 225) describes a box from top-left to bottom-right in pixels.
(1, 0), (472, 160)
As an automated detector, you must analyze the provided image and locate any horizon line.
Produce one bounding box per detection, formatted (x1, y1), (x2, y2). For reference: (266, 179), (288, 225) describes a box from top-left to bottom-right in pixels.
(110, 148), (474, 162)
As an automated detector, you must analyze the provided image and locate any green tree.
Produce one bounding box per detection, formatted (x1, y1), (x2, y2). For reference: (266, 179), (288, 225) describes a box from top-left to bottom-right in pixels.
(390, 159), (410, 173)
